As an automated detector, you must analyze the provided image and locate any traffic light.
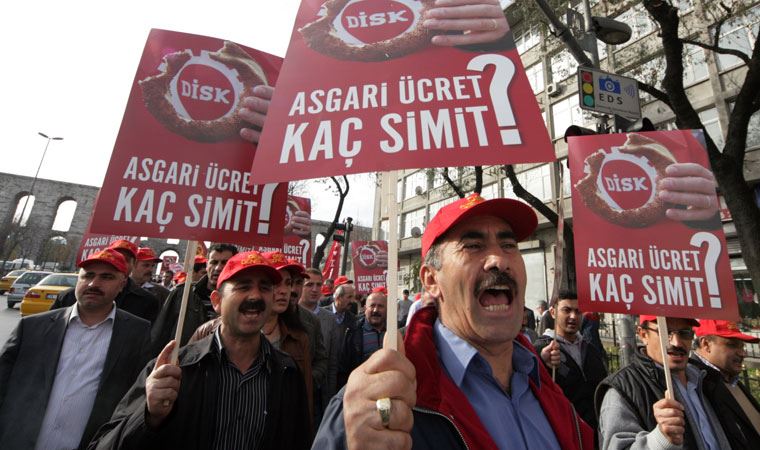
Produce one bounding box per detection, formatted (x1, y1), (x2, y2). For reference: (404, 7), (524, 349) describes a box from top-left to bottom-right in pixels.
(564, 125), (598, 142)
(579, 69), (595, 109)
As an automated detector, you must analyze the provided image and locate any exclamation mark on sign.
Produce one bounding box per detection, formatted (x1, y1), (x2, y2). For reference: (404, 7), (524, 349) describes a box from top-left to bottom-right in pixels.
(257, 183), (278, 234)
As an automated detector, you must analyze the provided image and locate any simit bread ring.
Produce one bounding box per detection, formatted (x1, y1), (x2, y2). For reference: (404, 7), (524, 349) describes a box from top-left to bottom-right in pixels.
(300, 0), (436, 61)
(574, 133), (675, 227)
(139, 41), (268, 143)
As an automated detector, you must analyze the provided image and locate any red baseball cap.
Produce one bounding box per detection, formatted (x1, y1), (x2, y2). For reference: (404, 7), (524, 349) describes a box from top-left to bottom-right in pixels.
(639, 315), (700, 327)
(78, 248), (129, 275)
(321, 285), (332, 295)
(108, 239), (138, 259)
(216, 251), (282, 289)
(194, 255), (208, 265)
(414, 293), (422, 301)
(371, 286), (388, 295)
(694, 320), (760, 343)
(136, 247), (161, 262)
(421, 193), (538, 258)
(174, 271), (187, 283)
(286, 259), (308, 279)
(334, 275), (352, 287)
(262, 251), (305, 278)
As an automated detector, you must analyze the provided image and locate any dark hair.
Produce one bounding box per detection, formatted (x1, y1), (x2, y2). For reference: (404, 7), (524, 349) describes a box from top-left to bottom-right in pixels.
(164, 270), (174, 276)
(403, 289), (410, 295)
(280, 302), (306, 332)
(209, 243), (238, 255)
(193, 262), (206, 273)
(305, 268), (322, 278)
(558, 288), (578, 300)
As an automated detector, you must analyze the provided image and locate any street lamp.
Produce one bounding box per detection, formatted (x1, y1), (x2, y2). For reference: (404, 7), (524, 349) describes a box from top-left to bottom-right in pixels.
(14, 132), (63, 267)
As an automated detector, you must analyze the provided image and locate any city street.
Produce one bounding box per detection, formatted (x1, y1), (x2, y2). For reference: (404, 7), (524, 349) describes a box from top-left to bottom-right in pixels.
(0, 296), (20, 344)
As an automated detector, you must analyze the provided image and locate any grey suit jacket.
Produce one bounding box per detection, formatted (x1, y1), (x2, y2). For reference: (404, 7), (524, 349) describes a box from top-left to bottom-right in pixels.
(0, 306), (151, 450)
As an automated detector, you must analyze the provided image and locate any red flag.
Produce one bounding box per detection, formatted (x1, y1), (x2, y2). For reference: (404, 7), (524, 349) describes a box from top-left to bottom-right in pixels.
(322, 240), (342, 281)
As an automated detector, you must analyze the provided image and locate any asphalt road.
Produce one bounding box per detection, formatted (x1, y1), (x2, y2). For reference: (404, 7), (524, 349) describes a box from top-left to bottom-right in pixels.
(0, 295), (21, 344)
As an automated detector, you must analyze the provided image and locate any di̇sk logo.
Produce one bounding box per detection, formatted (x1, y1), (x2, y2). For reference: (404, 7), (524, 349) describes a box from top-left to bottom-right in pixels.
(596, 150), (657, 212)
(357, 245), (379, 268)
(170, 54), (242, 121)
(336, 0), (418, 44)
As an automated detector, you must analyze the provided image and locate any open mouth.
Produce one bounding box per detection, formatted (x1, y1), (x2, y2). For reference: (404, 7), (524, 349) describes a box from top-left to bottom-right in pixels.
(239, 299), (266, 316)
(477, 285), (514, 312)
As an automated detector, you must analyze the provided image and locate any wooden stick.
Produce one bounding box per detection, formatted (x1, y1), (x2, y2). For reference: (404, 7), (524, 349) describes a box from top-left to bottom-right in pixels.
(551, 167), (566, 381)
(385, 171), (400, 351)
(170, 240), (198, 365)
(656, 316), (675, 399)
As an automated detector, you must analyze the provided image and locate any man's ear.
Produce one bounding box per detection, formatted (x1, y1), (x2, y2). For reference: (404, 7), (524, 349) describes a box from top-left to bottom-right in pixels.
(420, 264), (441, 300)
(211, 289), (222, 314)
(550, 306), (556, 319)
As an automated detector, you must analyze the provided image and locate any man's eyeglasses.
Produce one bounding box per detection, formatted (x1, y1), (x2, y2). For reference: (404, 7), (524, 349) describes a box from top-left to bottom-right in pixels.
(641, 326), (695, 340)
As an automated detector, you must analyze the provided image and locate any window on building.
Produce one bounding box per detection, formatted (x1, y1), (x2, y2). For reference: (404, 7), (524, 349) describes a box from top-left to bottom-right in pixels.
(51, 200), (77, 232)
(682, 45), (708, 86)
(515, 23), (541, 54)
(397, 178), (404, 201)
(404, 171), (428, 199)
(432, 167), (460, 188)
(525, 62), (545, 93)
(380, 219), (389, 240)
(550, 50), (578, 82)
(727, 100), (760, 149)
(480, 183), (498, 200)
(12, 195), (35, 226)
(501, 165), (552, 202)
(401, 208), (425, 238)
(551, 94), (594, 139)
(614, 5), (656, 48)
(428, 196), (457, 219)
(560, 159), (572, 197)
(699, 107), (725, 151)
(714, 4), (760, 71)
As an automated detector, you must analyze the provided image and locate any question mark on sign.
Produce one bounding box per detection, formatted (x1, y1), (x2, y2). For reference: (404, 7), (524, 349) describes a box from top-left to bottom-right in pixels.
(257, 183), (278, 234)
(690, 232), (722, 308)
(467, 54), (520, 145)
(299, 238), (310, 265)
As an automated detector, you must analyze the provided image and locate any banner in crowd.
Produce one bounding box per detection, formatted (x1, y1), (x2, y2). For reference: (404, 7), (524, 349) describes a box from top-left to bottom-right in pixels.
(569, 130), (739, 320)
(161, 255), (178, 272)
(237, 195), (313, 265)
(351, 240), (388, 295)
(77, 231), (140, 263)
(322, 238), (343, 281)
(90, 29), (287, 247)
(250, 0), (554, 184)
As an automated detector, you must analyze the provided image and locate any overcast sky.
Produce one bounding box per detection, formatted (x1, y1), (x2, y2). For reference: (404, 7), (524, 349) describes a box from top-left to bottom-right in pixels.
(1, 0), (376, 226)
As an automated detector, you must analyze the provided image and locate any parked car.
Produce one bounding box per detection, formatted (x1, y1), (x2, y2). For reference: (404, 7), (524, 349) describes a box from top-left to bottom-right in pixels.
(6, 271), (52, 308)
(0, 270), (26, 294)
(20, 273), (78, 316)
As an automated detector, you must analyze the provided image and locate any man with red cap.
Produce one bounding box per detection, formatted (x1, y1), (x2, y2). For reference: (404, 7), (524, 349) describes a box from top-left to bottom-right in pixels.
(691, 319), (760, 449)
(191, 255), (208, 283)
(133, 247), (170, 309)
(91, 251), (310, 449)
(596, 315), (730, 450)
(52, 240), (159, 324)
(314, 193), (594, 449)
(0, 249), (151, 449)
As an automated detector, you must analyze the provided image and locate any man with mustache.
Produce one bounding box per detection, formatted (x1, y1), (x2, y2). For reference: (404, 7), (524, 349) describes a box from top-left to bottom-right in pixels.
(132, 247), (170, 309)
(314, 194), (594, 449)
(691, 320), (760, 449)
(91, 251), (311, 450)
(340, 290), (388, 378)
(0, 249), (151, 450)
(596, 316), (730, 449)
(534, 293), (607, 436)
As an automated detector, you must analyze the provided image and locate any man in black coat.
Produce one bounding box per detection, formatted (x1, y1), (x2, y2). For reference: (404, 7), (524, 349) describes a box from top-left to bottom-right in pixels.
(692, 319), (760, 449)
(89, 250), (310, 450)
(52, 239), (159, 324)
(534, 293), (607, 432)
(0, 248), (151, 450)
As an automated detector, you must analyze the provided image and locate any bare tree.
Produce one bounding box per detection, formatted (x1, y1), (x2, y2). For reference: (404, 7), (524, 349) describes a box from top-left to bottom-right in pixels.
(312, 175), (350, 268)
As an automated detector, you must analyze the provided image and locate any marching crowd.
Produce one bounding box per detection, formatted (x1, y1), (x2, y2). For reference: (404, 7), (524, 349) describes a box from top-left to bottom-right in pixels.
(0, 193), (758, 449)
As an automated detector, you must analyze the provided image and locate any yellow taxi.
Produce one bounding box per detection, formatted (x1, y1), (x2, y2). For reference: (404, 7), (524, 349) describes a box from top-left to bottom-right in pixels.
(20, 273), (78, 316)
(0, 270), (26, 294)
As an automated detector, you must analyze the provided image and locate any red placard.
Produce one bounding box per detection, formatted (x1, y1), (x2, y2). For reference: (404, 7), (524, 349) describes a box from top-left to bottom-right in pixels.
(351, 240), (388, 295)
(238, 195), (313, 265)
(77, 232), (140, 264)
(569, 130), (738, 321)
(250, 0), (554, 184)
(90, 29), (287, 247)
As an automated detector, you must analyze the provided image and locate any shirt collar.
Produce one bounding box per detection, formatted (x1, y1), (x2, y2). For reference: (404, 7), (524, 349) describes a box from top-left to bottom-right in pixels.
(213, 327), (272, 370)
(69, 302), (116, 327)
(434, 319), (540, 388)
(694, 352), (739, 385)
(555, 332), (583, 346)
(331, 303), (345, 322)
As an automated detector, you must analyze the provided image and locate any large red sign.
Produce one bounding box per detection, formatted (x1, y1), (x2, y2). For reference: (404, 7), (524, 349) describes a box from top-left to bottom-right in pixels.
(351, 240), (388, 295)
(250, 0), (554, 184)
(238, 195), (313, 265)
(569, 130), (738, 321)
(77, 232), (140, 264)
(90, 29), (287, 247)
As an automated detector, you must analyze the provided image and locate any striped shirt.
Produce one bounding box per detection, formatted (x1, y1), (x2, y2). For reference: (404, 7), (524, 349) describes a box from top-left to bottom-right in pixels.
(35, 304), (116, 450)
(361, 319), (385, 361)
(212, 330), (271, 450)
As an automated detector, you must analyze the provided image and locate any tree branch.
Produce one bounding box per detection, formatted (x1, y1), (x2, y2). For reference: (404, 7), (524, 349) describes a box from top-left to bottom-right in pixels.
(474, 166), (483, 194)
(681, 37), (751, 66)
(637, 81), (673, 109)
(442, 168), (465, 198)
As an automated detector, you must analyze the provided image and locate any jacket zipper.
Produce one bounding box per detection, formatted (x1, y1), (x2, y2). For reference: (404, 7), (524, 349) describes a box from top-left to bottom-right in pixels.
(413, 406), (470, 450)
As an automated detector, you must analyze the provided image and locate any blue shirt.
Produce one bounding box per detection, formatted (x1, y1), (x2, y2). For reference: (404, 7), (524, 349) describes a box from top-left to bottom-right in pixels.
(434, 320), (561, 450)
(675, 366), (720, 450)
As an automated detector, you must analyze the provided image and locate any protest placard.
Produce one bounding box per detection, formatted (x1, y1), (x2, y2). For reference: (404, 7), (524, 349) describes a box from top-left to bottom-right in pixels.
(250, 0), (554, 184)
(238, 195), (313, 265)
(569, 130), (739, 321)
(351, 240), (388, 295)
(90, 29), (287, 247)
(77, 232), (139, 263)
